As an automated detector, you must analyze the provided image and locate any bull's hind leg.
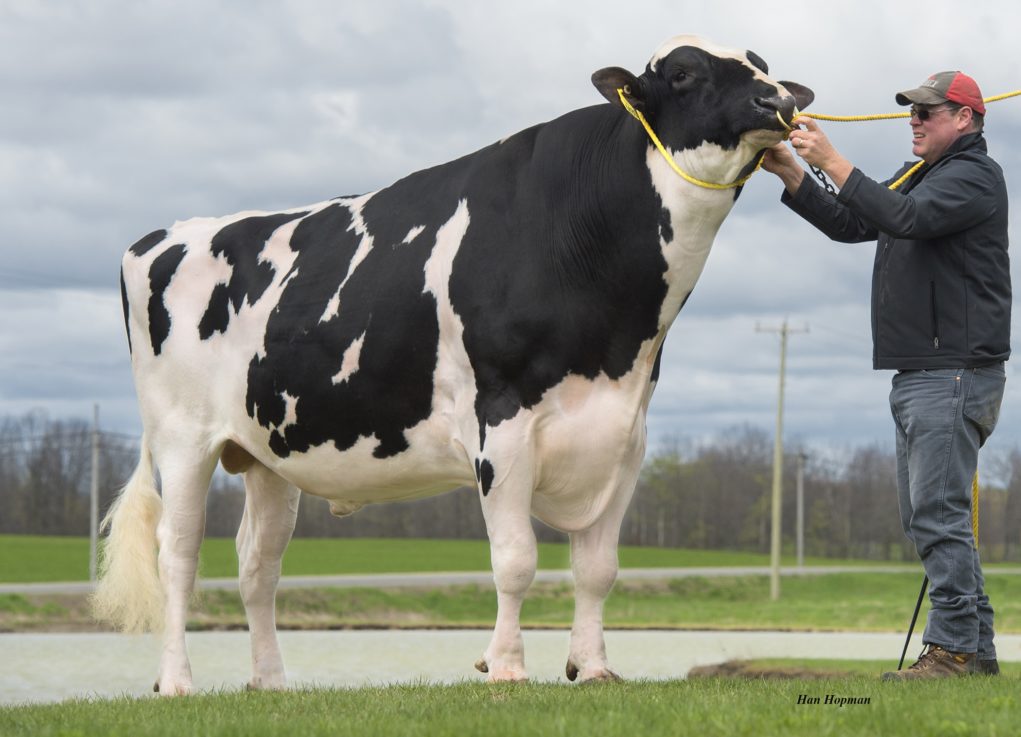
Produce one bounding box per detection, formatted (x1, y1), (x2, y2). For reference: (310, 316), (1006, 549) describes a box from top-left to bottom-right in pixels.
(153, 448), (219, 695)
(474, 450), (537, 682)
(236, 461), (300, 690)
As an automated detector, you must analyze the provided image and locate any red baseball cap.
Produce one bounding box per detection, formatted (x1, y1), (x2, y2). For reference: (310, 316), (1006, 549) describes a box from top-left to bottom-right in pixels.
(895, 71), (985, 115)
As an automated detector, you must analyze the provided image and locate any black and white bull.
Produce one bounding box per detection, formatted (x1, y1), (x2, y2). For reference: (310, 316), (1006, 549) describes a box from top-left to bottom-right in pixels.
(94, 35), (812, 693)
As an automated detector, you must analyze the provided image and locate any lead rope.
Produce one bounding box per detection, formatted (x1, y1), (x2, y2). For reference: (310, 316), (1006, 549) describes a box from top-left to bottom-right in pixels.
(616, 88), (761, 190)
(778, 89), (1021, 194)
(619, 87), (1020, 192)
(774, 111), (926, 192)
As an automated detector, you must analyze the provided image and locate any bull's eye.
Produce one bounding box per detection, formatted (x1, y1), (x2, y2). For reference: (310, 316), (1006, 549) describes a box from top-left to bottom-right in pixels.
(669, 68), (694, 92)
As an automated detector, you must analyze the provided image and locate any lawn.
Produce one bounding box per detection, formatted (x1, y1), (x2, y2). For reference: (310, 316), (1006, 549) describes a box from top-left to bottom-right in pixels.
(6, 572), (1021, 634)
(4, 536), (1019, 737)
(2, 676), (1018, 737)
(0, 534), (893, 584)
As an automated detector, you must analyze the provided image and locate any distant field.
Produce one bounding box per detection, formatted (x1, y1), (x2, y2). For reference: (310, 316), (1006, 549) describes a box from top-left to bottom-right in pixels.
(0, 534), (875, 584)
(6, 533), (1021, 633)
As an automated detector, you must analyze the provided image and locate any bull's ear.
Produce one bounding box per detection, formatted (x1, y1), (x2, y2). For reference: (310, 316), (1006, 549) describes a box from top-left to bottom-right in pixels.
(779, 81), (815, 111)
(592, 67), (644, 110)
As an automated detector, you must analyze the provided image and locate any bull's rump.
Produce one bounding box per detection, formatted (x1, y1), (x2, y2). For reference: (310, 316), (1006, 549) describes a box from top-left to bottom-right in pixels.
(121, 189), (473, 484)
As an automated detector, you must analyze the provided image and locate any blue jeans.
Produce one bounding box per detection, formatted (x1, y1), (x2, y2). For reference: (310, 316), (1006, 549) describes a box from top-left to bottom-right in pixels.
(889, 364), (1006, 657)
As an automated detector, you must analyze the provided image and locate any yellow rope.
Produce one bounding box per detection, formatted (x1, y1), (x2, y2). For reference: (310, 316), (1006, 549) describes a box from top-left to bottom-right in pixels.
(801, 89), (1021, 123)
(984, 89), (1021, 104)
(621, 88), (1021, 191)
(887, 160), (927, 191)
(775, 109), (924, 190)
(806, 112), (910, 122)
(973, 471), (980, 548)
(616, 88), (760, 190)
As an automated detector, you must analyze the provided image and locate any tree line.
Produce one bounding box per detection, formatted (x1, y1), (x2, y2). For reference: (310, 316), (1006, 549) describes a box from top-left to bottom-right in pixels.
(4, 411), (1021, 561)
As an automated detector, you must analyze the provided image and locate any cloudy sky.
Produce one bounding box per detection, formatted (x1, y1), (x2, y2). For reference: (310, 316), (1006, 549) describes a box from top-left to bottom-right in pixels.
(3, 0), (1020, 470)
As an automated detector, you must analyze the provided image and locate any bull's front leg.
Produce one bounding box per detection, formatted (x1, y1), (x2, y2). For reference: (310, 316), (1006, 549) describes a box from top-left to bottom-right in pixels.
(475, 452), (537, 682)
(565, 518), (623, 682)
(565, 464), (640, 682)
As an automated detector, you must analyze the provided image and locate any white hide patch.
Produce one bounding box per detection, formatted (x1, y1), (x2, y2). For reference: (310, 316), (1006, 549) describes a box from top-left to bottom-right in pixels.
(279, 391), (299, 430)
(331, 331), (366, 385)
(645, 147), (735, 329)
(649, 35), (772, 85)
(320, 194), (375, 324)
(153, 206), (311, 360)
(420, 199), (479, 461)
(403, 225), (426, 244)
(320, 291), (341, 323)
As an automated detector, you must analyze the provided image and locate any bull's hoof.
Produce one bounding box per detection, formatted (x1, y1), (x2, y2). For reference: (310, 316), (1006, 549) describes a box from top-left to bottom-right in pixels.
(475, 656), (528, 681)
(153, 679), (192, 696)
(246, 676), (287, 691)
(566, 661), (579, 682)
(582, 669), (622, 683)
(566, 661), (622, 683)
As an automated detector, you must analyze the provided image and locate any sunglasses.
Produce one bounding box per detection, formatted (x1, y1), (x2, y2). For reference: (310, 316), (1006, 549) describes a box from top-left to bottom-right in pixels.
(909, 105), (959, 121)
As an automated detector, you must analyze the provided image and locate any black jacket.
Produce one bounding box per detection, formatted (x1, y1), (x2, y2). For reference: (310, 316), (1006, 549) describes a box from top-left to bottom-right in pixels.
(782, 132), (1011, 370)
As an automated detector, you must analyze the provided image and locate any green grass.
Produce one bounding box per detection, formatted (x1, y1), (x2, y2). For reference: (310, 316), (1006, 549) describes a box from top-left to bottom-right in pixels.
(0, 534), (896, 584)
(0, 536), (93, 583)
(2, 677), (1019, 737)
(9, 573), (1021, 634)
(228, 574), (1021, 632)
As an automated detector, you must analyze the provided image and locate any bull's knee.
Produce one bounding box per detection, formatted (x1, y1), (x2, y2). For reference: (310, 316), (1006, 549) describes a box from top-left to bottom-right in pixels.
(490, 534), (538, 594)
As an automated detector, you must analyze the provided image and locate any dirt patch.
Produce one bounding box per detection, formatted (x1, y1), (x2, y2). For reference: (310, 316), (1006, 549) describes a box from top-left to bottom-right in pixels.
(687, 660), (856, 680)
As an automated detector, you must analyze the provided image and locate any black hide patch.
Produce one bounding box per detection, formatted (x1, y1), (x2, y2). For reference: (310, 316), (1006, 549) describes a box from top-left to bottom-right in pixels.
(120, 268), (131, 354)
(146, 244), (187, 356)
(478, 459), (495, 496)
(244, 107), (670, 462)
(448, 106), (668, 448)
(244, 195), (442, 460)
(129, 229), (168, 257)
(199, 212), (308, 338)
(651, 343), (664, 384)
(746, 50), (769, 74)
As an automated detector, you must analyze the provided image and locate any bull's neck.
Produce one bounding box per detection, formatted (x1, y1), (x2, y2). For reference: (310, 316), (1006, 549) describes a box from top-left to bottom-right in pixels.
(644, 141), (741, 330)
(563, 107), (740, 330)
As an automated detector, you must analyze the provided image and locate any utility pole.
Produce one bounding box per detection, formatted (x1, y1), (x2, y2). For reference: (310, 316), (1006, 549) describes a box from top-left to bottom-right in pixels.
(756, 320), (808, 600)
(796, 452), (807, 570)
(89, 403), (100, 581)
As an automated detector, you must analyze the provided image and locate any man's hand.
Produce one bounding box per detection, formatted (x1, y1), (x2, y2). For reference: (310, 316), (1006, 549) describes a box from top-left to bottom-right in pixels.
(786, 117), (854, 189)
(762, 142), (805, 194)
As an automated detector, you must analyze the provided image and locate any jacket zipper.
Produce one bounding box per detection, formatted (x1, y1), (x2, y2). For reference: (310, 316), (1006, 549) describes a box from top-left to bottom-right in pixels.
(930, 281), (940, 349)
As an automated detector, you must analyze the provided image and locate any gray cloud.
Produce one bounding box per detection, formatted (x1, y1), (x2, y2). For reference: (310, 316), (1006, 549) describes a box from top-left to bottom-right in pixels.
(2, 0), (1020, 464)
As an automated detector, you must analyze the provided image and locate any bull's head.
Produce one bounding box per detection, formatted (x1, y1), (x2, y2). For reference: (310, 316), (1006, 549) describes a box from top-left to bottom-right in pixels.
(592, 35), (813, 176)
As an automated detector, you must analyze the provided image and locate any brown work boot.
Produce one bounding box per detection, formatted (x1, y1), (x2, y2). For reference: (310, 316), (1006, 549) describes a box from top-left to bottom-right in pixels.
(882, 645), (976, 681)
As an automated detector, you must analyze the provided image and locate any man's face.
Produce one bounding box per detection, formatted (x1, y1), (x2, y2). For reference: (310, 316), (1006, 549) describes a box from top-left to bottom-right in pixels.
(910, 104), (973, 163)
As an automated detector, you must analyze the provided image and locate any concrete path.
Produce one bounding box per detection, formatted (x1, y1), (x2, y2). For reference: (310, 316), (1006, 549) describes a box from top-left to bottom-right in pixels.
(9, 565), (1021, 596)
(0, 565), (945, 595)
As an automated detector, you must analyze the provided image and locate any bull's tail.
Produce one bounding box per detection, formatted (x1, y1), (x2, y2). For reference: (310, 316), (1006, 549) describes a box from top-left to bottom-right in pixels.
(91, 434), (164, 633)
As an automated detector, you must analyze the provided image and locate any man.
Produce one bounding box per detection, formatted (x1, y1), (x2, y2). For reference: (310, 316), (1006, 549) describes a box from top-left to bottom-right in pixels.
(762, 71), (1010, 680)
